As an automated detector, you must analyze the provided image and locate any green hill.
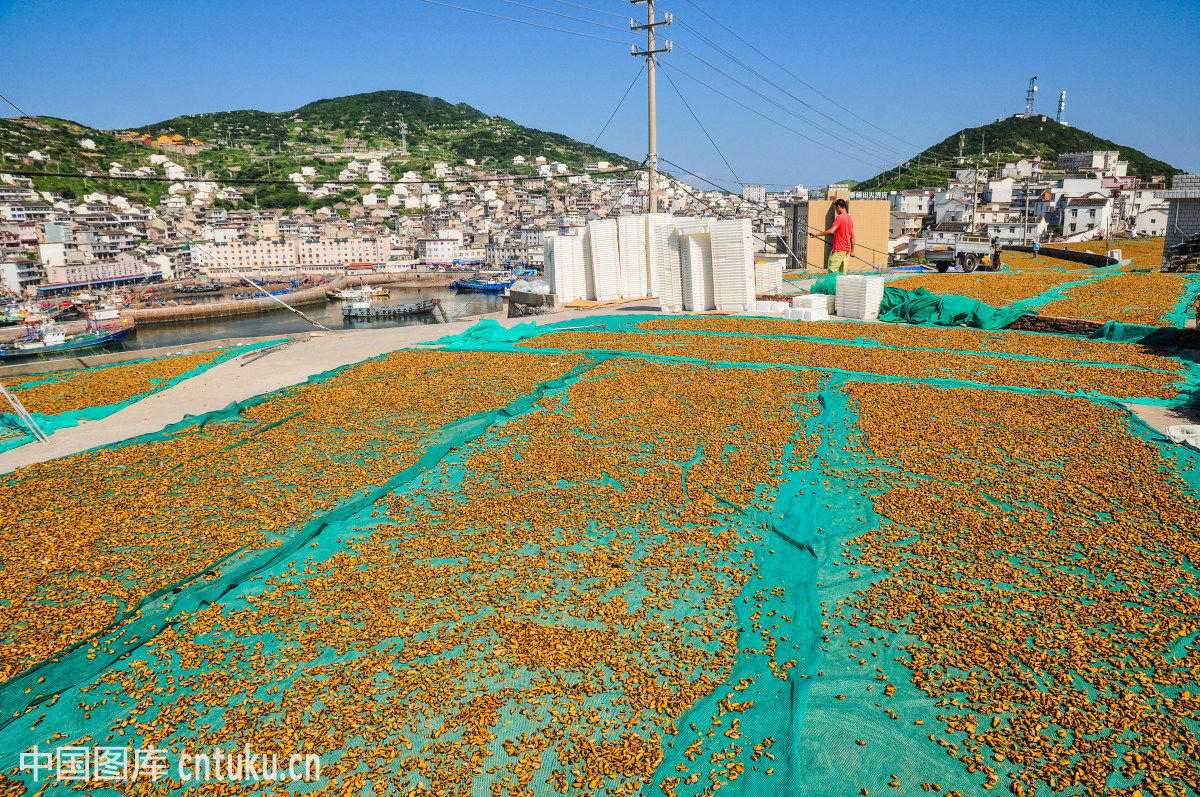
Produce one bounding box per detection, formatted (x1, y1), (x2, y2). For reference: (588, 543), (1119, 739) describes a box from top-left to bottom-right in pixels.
(856, 115), (1181, 192)
(0, 90), (638, 208)
(133, 89), (635, 171)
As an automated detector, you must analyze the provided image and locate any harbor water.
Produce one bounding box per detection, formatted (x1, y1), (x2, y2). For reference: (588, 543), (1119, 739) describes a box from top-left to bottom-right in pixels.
(5, 287), (504, 361)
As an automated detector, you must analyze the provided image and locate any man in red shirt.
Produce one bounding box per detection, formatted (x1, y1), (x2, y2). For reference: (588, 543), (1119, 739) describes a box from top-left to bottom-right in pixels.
(814, 199), (855, 273)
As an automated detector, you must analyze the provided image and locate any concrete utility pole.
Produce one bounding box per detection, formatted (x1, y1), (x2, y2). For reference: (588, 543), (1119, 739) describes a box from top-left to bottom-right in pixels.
(630, 0), (671, 213)
(1023, 179), (1031, 245)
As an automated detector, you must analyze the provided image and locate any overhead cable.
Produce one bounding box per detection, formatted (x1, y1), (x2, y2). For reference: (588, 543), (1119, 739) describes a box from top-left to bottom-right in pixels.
(660, 62), (877, 168)
(415, 0), (635, 44)
(680, 0), (918, 147)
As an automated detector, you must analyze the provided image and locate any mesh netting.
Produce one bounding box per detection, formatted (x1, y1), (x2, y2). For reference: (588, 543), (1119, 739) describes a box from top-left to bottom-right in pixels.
(0, 342), (279, 454)
(1, 318), (1199, 797)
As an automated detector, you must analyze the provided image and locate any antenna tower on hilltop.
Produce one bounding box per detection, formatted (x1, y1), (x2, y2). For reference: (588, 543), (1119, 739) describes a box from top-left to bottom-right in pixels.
(1023, 76), (1039, 117)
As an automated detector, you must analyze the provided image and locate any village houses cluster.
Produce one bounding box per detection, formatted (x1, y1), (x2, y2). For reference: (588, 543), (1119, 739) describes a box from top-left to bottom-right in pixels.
(2, 128), (1197, 295)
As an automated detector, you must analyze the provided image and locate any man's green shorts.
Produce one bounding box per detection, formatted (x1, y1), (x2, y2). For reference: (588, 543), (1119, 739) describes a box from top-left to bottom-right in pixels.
(827, 251), (850, 273)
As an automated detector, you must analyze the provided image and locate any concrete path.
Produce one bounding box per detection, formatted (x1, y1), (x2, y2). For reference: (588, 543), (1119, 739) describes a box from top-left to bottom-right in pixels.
(0, 302), (649, 473)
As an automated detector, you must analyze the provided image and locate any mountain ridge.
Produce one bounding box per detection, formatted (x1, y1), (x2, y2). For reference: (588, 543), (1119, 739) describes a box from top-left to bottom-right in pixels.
(855, 115), (1181, 192)
(0, 90), (639, 208)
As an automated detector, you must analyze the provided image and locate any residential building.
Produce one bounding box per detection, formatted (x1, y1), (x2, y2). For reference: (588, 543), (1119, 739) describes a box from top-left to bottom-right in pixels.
(43, 256), (157, 288)
(889, 189), (934, 215)
(417, 230), (464, 265)
(1163, 174), (1200, 263)
(1063, 196), (1113, 235)
(1134, 206), (1168, 237)
(889, 212), (924, 239)
(985, 217), (1048, 246)
(0, 259), (45, 294)
(1057, 151), (1128, 177)
(742, 184), (767, 204)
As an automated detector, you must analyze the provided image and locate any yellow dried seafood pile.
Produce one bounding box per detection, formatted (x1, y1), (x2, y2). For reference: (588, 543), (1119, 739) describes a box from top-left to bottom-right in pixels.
(638, 317), (1187, 372)
(64, 360), (825, 797)
(7, 349), (232, 416)
(888, 272), (1084, 306)
(843, 381), (1200, 796)
(520, 329), (1184, 401)
(1037, 272), (1199, 326)
(0, 350), (580, 682)
(1057, 238), (1165, 267)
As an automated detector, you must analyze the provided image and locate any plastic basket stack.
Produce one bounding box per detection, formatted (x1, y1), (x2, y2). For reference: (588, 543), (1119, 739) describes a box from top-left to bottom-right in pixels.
(676, 220), (715, 312)
(585, 219), (622, 301)
(754, 258), (784, 295)
(834, 275), (885, 320)
(709, 218), (756, 312)
(617, 215), (650, 299)
(648, 214), (683, 312)
(786, 293), (830, 322)
(545, 231), (588, 303)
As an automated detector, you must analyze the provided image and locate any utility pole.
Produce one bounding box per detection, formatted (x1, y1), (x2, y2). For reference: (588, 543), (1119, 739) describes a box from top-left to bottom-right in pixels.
(630, 0), (671, 213)
(1023, 179), (1031, 246)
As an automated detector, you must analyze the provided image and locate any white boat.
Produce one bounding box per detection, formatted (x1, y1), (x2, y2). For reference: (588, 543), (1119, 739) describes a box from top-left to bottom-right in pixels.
(326, 286), (390, 300)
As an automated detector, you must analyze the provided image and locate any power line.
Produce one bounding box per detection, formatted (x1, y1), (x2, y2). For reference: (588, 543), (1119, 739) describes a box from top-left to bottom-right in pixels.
(659, 66), (742, 186)
(487, 0), (633, 32)
(672, 43), (897, 163)
(592, 63), (646, 145)
(679, 0), (917, 148)
(671, 17), (906, 159)
(660, 62), (876, 168)
(0, 91), (32, 118)
(414, 0), (635, 44)
(542, 0), (630, 18)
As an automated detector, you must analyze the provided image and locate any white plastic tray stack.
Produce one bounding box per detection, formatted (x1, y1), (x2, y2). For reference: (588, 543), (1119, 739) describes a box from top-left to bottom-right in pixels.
(834, 275), (885, 320)
(786, 293), (830, 321)
(617, 215), (650, 298)
(755, 259), (783, 295)
(753, 300), (789, 315)
(676, 220), (715, 311)
(545, 230), (589, 303)
(709, 218), (756, 312)
(585, 219), (622, 301)
(648, 213), (683, 312)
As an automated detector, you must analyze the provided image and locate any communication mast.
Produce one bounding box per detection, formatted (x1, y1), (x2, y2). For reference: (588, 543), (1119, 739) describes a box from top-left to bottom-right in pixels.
(1023, 76), (1039, 117)
(1056, 91), (1068, 125)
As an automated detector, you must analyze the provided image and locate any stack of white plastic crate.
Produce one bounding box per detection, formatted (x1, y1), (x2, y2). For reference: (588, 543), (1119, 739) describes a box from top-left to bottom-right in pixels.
(786, 293), (830, 321)
(617, 215), (650, 298)
(545, 230), (589, 302)
(648, 214), (684, 312)
(834, 275), (885, 320)
(753, 299), (789, 315)
(754, 258), (784, 295)
(585, 219), (622, 301)
(676, 220), (715, 311)
(709, 218), (756, 312)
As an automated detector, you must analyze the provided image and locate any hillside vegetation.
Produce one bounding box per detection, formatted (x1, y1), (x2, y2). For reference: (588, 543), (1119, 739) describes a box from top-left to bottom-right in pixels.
(0, 90), (637, 209)
(856, 115), (1180, 192)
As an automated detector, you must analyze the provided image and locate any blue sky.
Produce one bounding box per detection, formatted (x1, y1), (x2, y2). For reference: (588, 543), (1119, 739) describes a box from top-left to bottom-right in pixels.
(1, 0), (1197, 187)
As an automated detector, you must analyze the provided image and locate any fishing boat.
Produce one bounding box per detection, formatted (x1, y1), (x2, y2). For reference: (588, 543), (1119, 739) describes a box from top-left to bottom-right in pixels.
(0, 310), (134, 359)
(326, 286), (390, 300)
(0, 302), (48, 327)
(450, 277), (516, 294)
(342, 298), (446, 322)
